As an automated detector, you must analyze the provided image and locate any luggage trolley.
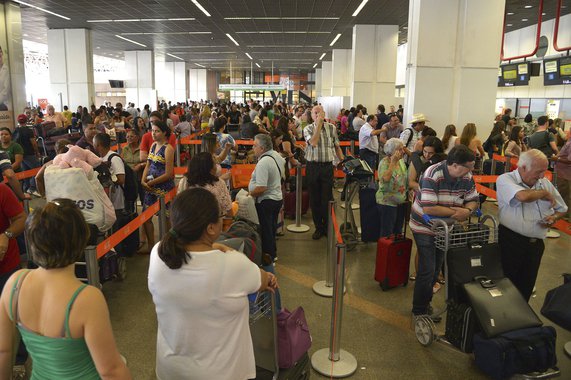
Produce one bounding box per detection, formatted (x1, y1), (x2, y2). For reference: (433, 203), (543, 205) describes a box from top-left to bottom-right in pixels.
(413, 211), (497, 347)
(338, 158), (374, 251)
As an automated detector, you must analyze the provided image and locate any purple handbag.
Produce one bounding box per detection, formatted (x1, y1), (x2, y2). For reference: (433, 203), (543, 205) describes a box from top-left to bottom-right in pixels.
(277, 307), (312, 368)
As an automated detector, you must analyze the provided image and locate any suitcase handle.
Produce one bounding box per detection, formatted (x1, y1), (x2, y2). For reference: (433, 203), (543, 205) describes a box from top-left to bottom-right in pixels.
(422, 208), (482, 224)
(474, 276), (495, 289)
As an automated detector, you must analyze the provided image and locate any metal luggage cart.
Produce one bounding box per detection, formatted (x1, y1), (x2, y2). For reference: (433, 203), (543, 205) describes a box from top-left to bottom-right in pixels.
(338, 158), (374, 251)
(413, 212), (498, 347)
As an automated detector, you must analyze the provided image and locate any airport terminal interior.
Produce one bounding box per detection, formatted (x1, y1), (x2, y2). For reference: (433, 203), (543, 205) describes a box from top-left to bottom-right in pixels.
(1, 0), (571, 379)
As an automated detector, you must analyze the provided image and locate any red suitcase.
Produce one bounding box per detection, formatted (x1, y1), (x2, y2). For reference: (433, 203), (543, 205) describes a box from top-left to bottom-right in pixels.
(375, 233), (412, 291)
(283, 190), (309, 219)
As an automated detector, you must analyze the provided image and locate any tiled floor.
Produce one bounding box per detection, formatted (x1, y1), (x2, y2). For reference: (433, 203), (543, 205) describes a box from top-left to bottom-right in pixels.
(102, 194), (571, 379)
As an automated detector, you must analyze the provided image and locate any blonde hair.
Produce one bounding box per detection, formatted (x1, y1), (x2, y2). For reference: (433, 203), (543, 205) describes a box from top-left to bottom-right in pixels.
(459, 123), (477, 147)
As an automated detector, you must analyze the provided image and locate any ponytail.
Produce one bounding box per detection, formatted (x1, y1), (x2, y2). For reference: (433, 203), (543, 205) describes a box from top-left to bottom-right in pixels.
(158, 231), (190, 269)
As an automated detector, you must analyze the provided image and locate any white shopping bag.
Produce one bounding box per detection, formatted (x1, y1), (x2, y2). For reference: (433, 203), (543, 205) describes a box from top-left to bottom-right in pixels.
(235, 189), (259, 225)
(44, 165), (117, 232)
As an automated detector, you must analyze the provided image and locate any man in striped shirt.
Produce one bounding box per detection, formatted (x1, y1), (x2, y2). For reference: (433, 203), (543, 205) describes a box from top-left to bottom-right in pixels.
(410, 145), (479, 321)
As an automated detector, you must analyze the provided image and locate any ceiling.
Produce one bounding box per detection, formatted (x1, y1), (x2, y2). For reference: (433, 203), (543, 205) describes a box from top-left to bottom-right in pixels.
(15, 0), (571, 73)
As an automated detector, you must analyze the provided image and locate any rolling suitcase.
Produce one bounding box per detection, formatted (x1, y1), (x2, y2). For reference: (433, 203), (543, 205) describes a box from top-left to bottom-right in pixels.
(113, 210), (140, 258)
(444, 301), (479, 353)
(255, 352), (311, 380)
(359, 187), (380, 242)
(284, 190), (309, 219)
(374, 222), (412, 291)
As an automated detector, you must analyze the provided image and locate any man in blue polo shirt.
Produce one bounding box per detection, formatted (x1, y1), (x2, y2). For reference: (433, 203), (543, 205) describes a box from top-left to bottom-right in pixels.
(410, 145), (479, 322)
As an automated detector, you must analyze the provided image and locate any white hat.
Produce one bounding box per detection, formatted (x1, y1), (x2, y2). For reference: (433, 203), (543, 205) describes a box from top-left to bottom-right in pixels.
(409, 113), (429, 124)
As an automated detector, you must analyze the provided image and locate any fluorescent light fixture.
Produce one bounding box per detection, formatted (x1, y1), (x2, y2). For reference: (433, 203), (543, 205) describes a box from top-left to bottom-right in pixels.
(88, 18), (195, 22)
(194, 63), (206, 68)
(191, 0), (211, 17)
(115, 35), (147, 47)
(167, 53), (184, 60)
(507, 12), (514, 15)
(226, 33), (240, 46)
(248, 45), (323, 48)
(319, 53), (326, 60)
(524, 5), (533, 8)
(122, 32), (211, 35)
(224, 17), (339, 20)
(168, 18), (195, 21)
(12, 0), (70, 20)
(237, 31), (329, 34)
(115, 19), (141, 22)
(245, 53), (253, 60)
(255, 63), (261, 68)
(313, 63), (318, 68)
(352, 0), (369, 17)
(522, 18), (528, 21)
(329, 33), (341, 46)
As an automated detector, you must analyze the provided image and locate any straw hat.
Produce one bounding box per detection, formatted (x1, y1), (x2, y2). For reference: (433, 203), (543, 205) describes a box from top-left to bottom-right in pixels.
(409, 113), (429, 124)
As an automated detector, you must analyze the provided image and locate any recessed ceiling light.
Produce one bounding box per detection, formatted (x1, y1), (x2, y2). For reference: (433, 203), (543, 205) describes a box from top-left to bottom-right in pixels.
(12, 0), (70, 20)
(115, 35), (147, 48)
(23, 34), (28, 37)
(522, 18), (528, 21)
(245, 53), (253, 60)
(225, 33), (240, 46)
(194, 63), (206, 68)
(507, 12), (514, 15)
(191, 0), (211, 17)
(329, 33), (341, 46)
(96, 46), (100, 49)
(542, 13), (546, 15)
(167, 53), (184, 61)
(352, 0), (369, 17)
(319, 53), (326, 60)
(255, 63), (261, 68)
(313, 63), (317, 68)
(524, 5), (533, 8)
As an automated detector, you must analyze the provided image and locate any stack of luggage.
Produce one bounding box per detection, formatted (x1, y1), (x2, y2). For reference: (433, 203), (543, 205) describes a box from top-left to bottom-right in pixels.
(444, 240), (558, 379)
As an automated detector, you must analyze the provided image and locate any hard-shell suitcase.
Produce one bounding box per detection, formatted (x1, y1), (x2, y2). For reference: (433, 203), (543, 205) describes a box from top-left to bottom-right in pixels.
(463, 277), (543, 338)
(359, 187), (380, 242)
(375, 230), (412, 291)
(447, 242), (504, 303)
(284, 190), (309, 219)
(445, 301), (479, 353)
(113, 210), (140, 258)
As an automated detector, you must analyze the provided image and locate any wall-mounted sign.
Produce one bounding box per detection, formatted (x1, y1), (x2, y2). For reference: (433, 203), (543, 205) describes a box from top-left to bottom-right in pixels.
(546, 99), (560, 120)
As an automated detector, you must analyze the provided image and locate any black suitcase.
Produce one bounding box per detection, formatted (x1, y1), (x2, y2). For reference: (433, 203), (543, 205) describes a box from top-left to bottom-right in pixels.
(463, 277), (543, 338)
(445, 301), (479, 353)
(473, 326), (557, 380)
(256, 352), (311, 380)
(113, 210), (140, 258)
(447, 242), (504, 303)
(359, 187), (380, 242)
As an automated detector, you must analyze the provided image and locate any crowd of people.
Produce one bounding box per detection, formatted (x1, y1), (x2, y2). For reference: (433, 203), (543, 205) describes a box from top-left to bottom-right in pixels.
(0, 97), (569, 378)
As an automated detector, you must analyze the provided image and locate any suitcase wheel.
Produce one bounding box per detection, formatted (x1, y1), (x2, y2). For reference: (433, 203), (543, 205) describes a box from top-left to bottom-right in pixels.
(414, 315), (436, 347)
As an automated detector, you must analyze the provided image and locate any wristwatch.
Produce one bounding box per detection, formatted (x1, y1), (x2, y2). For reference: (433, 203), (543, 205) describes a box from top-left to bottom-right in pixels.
(4, 230), (14, 239)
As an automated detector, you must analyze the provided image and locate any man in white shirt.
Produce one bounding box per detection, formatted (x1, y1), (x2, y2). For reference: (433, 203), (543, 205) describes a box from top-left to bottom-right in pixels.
(497, 149), (567, 301)
(358, 115), (382, 171)
(93, 133), (125, 212)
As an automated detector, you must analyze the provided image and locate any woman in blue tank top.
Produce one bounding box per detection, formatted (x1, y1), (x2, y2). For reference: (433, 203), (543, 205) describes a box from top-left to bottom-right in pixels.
(0, 199), (131, 379)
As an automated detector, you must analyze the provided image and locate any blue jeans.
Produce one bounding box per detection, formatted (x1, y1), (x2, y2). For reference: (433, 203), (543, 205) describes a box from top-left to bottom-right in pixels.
(21, 155), (40, 192)
(378, 203), (406, 238)
(412, 232), (444, 315)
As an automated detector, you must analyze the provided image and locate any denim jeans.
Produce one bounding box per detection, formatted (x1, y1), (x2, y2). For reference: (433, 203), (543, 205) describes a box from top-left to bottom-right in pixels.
(21, 155), (41, 192)
(412, 232), (444, 315)
(378, 203), (406, 238)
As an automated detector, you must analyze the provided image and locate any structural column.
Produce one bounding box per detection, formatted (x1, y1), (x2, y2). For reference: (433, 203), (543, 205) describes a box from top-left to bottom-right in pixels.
(314, 68), (322, 98)
(188, 69), (216, 102)
(321, 61), (332, 97)
(47, 29), (95, 111)
(331, 49), (352, 97)
(125, 50), (156, 109)
(404, 0), (505, 136)
(351, 24), (398, 114)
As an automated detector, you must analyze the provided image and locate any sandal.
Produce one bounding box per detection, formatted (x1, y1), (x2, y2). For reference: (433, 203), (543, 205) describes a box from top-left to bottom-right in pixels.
(409, 275), (416, 281)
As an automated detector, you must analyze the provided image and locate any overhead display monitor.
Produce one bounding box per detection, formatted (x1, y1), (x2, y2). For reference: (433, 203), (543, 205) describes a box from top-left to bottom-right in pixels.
(543, 58), (571, 86)
(498, 63), (529, 87)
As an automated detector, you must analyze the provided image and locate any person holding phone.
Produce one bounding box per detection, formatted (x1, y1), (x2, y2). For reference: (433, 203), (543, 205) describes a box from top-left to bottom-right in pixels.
(496, 149), (567, 302)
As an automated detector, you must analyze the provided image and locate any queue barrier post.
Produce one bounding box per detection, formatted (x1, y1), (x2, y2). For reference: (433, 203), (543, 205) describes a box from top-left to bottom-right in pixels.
(176, 136), (181, 168)
(159, 196), (167, 238)
(313, 201), (336, 296)
(286, 164), (310, 233)
(311, 243), (357, 377)
(22, 199), (32, 265)
(85, 246), (101, 288)
(349, 140), (355, 156)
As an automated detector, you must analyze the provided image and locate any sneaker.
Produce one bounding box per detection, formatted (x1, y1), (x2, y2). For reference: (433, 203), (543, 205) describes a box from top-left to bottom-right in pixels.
(31, 190), (41, 197)
(312, 230), (324, 240)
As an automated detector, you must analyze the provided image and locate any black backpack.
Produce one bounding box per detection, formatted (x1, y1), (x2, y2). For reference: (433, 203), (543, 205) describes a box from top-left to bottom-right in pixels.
(107, 153), (139, 203)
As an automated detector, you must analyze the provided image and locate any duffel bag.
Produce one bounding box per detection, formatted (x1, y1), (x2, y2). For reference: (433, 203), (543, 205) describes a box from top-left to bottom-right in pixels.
(541, 274), (571, 331)
(473, 326), (557, 380)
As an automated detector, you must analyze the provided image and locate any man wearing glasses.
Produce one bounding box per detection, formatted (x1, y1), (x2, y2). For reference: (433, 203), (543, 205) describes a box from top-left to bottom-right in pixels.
(409, 145), (479, 322)
(496, 149), (567, 302)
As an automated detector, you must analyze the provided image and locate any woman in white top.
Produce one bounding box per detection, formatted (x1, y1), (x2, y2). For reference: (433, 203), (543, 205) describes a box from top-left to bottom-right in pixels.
(148, 188), (278, 380)
(442, 124), (457, 155)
